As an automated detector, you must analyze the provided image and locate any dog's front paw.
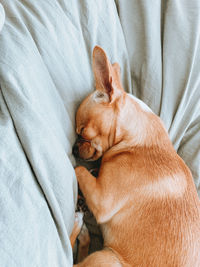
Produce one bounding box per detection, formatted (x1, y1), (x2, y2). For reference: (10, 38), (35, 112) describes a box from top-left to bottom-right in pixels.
(75, 166), (87, 182)
(75, 166), (86, 175)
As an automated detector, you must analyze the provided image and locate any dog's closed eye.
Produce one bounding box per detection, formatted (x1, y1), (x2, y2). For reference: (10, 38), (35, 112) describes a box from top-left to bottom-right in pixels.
(76, 126), (84, 136)
(78, 133), (90, 143)
(80, 127), (84, 135)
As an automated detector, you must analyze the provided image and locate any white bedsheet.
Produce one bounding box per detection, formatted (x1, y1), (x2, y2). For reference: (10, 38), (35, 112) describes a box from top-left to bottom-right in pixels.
(0, 0), (199, 266)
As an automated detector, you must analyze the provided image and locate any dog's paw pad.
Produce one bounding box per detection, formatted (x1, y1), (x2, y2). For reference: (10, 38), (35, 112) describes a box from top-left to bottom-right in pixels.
(78, 223), (90, 247)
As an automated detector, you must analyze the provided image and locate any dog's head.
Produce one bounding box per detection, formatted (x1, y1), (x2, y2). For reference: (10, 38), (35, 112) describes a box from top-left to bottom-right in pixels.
(73, 46), (126, 161)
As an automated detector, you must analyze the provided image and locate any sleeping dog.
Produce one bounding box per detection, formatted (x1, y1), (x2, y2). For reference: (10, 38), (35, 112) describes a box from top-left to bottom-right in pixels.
(71, 46), (200, 266)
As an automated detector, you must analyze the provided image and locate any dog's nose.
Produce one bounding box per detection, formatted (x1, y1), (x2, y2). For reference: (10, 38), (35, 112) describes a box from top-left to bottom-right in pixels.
(72, 143), (79, 157)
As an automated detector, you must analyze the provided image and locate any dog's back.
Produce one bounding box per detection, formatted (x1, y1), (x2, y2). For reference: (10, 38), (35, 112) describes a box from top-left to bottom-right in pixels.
(101, 155), (200, 266)
(98, 102), (200, 266)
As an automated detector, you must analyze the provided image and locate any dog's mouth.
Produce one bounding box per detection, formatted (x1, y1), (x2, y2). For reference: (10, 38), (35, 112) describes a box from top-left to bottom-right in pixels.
(73, 137), (100, 161)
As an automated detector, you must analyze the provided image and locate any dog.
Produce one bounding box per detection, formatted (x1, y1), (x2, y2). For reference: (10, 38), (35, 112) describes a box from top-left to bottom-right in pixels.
(70, 46), (200, 266)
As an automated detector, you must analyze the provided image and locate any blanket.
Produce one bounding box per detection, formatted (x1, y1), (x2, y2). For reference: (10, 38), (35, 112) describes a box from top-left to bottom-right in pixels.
(0, 0), (199, 266)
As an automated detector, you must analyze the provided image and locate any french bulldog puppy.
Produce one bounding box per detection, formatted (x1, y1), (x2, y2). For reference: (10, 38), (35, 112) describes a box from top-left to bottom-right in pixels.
(71, 46), (200, 267)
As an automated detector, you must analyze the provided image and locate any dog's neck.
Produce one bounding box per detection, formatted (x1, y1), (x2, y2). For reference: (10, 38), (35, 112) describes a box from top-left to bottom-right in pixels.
(111, 94), (173, 150)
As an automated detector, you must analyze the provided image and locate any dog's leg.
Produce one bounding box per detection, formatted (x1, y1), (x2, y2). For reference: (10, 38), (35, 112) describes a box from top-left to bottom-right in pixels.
(75, 166), (98, 213)
(70, 212), (84, 248)
(75, 166), (125, 223)
(77, 223), (90, 263)
(74, 249), (123, 267)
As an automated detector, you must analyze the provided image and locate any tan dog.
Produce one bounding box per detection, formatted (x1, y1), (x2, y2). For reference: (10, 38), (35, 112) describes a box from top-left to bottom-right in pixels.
(71, 46), (200, 266)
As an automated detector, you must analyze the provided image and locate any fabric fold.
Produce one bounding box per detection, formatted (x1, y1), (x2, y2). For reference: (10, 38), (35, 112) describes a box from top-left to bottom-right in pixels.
(0, 3), (5, 32)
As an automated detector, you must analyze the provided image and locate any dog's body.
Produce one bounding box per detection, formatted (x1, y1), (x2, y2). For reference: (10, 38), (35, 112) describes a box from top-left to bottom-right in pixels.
(71, 46), (200, 266)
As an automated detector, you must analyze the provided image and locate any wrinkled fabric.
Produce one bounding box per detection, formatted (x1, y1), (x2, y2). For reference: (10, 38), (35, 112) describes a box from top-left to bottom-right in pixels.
(0, 3), (4, 32)
(0, 0), (199, 266)
(116, 0), (200, 192)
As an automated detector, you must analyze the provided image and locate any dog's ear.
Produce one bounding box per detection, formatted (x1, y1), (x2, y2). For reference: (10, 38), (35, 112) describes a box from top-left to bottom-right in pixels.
(112, 62), (120, 76)
(93, 46), (121, 103)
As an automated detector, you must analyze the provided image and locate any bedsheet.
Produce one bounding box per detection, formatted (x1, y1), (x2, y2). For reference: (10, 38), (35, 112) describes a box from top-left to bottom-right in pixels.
(0, 0), (199, 266)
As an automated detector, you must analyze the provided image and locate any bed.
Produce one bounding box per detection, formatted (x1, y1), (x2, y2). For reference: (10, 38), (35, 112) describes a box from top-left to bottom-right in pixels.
(0, 0), (199, 266)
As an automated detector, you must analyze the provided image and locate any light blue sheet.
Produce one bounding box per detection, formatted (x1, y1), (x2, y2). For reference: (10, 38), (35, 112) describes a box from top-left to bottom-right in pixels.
(0, 1), (199, 266)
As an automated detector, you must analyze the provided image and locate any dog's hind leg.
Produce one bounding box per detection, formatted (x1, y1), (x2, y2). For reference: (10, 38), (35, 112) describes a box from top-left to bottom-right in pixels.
(77, 223), (90, 263)
(74, 249), (123, 267)
(70, 212), (84, 248)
